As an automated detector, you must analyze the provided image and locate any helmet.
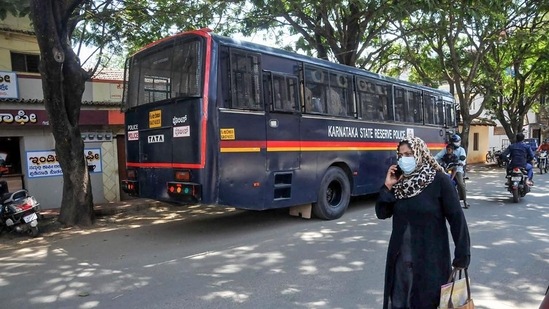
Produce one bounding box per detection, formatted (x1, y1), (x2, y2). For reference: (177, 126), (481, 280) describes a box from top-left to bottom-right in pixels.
(450, 134), (461, 143)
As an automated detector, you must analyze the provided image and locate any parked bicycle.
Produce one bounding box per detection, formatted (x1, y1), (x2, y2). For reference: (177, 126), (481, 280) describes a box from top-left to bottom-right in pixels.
(486, 147), (497, 163)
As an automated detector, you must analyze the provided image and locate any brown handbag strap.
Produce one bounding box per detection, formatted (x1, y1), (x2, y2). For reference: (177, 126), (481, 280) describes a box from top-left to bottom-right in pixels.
(447, 268), (472, 308)
(464, 268), (471, 300)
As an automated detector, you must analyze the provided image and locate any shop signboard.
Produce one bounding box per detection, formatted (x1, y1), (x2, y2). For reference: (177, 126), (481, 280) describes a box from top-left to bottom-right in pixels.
(26, 149), (102, 178)
(0, 109), (111, 126)
(0, 71), (18, 99)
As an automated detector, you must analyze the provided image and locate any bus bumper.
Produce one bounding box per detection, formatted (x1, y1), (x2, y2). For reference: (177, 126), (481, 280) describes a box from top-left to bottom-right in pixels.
(167, 182), (201, 202)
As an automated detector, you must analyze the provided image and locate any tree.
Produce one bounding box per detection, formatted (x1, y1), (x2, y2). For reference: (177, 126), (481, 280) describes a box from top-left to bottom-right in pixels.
(29, 0), (95, 226)
(482, 5), (549, 142)
(392, 1), (512, 151)
(241, 0), (411, 71)
(2, 0), (238, 226)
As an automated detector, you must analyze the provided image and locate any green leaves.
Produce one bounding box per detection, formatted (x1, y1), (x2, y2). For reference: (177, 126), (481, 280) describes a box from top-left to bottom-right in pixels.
(0, 0), (30, 19)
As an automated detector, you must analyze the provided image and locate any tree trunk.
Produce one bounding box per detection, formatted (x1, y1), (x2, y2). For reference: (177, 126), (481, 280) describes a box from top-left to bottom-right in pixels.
(30, 0), (95, 226)
(461, 116), (472, 153)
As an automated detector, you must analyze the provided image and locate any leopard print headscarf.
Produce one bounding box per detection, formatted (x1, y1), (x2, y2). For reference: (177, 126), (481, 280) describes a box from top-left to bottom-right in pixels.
(393, 136), (444, 199)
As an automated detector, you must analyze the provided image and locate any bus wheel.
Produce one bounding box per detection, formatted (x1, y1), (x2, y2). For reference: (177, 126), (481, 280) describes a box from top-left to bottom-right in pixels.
(313, 167), (350, 220)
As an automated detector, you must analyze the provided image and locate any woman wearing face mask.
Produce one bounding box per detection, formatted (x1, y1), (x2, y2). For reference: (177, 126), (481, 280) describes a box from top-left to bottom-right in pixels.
(376, 136), (471, 309)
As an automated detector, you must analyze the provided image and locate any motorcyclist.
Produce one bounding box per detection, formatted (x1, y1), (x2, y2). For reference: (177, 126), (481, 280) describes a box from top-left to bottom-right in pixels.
(435, 134), (469, 208)
(440, 144), (459, 180)
(502, 133), (535, 186)
(537, 139), (549, 152)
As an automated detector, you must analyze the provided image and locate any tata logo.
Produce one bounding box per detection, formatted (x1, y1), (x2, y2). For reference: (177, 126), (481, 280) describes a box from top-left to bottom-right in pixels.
(173, 115), (188, 125)
(147, 134), (164, 143)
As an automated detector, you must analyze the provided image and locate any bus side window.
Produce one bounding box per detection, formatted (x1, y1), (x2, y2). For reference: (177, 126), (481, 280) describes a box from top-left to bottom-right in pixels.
(436, 101), (445, 125)
(411, 90), (423, 124)
(358, 79), (382, 121)
(394, 87), (406, 122)
(286, 77), (299, 111)
(424, 94), (436, 124)
(444, 101), (456, 127)
(304, 67), (328, 114)
(327, 88), (344, 116)
(230, 50), (262, 110)
(270, 74), (298, 112)
(328, 73), (352, 117)
(378, 84), (391, 121)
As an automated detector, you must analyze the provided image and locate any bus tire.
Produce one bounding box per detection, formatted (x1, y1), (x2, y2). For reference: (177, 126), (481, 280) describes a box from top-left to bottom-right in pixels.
(313, 167), (350, 220)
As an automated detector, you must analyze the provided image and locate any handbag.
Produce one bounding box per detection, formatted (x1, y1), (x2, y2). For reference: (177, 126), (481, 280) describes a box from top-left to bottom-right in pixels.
(438, 268), (475, 309)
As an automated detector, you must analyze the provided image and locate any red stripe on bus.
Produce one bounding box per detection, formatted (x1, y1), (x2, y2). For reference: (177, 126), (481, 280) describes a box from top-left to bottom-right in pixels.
(220, 140), (267, 148)
(220, 140), (446, 149)
(128, 141), (446, 168)
(200, 32), (212, 169)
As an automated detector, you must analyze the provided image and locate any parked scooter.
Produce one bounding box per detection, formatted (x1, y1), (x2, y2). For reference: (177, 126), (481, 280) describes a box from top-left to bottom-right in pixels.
(0, 177), (41, 237)
(505, 167), (530, 203)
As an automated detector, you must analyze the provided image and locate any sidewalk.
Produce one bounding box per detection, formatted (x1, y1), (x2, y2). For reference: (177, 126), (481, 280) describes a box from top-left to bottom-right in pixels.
(40, 198), (162, 218)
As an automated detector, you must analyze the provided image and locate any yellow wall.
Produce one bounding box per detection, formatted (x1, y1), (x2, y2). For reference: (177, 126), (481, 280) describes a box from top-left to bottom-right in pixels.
(464, 125), (492, 163)
(1, 14), (123, 103)
(0, 16), (39, 72)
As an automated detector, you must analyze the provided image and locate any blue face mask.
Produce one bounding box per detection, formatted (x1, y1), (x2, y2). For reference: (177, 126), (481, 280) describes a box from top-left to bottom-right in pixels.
(398, 156), (417, 175)
(453, 142), (461, 147)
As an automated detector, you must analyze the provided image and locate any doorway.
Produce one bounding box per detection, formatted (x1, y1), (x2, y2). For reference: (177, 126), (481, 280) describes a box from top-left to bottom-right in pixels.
(0, 137), (24, 191)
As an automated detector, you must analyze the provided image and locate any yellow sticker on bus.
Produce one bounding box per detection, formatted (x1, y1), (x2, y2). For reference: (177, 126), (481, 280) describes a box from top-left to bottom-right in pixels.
(149, 110), (162, 128)
(220, 128), (235, 140)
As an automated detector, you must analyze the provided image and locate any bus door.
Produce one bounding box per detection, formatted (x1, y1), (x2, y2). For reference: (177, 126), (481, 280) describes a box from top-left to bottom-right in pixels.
(263, 72), (301, 172)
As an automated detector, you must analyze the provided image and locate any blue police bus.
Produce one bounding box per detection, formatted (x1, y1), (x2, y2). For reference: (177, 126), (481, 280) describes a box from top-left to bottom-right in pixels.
(121, 28), (457, 220)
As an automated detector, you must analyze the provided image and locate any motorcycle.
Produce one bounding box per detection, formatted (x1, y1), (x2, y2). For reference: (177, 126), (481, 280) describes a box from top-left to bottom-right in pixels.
(505, 167), (530, 203)
(0, 180), (41, 237)
(536, 150), (548, 174)
(441, 161), (459, 188)
(438, 160), (465, 195)
(495, 149), (506, 168)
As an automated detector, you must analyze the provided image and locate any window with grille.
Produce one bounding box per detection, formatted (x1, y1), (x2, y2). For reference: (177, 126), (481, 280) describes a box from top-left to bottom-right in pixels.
(11, 52), (40, 73)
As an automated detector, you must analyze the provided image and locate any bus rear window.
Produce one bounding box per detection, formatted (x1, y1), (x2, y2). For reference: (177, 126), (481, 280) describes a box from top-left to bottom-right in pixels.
(126, 38), (203, 108)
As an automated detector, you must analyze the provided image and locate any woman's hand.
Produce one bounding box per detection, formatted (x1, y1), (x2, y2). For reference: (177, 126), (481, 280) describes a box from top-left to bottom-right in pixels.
(385, 165), (402, 190)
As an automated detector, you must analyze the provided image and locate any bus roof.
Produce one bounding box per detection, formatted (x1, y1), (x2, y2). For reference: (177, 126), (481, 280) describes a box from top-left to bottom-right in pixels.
(210, 33), (453, 98)
(132, 28), (454, 99)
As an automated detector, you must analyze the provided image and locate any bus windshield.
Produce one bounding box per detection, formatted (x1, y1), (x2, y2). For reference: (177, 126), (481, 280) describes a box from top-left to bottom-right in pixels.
(125, 38), (203, 109)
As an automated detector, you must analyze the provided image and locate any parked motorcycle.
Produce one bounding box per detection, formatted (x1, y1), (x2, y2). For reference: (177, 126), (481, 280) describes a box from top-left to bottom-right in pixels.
(0, 180), (41, 237)
(495, 149), (506, 168)
(506, 167), (530, 203)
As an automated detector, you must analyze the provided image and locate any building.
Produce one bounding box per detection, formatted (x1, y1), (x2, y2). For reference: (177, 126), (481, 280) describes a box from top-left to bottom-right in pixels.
(0, 14), (128, 209)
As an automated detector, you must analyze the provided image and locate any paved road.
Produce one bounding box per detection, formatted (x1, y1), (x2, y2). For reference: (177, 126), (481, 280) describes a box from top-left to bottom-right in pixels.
(0, 165), (547, 309)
